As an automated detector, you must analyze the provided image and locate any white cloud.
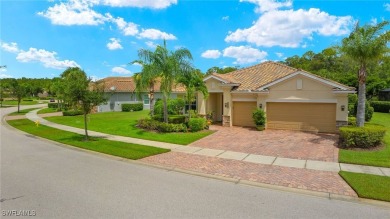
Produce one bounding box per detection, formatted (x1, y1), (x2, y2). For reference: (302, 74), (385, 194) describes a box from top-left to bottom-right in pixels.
(201, 50), (222, 59)
(241, 0), (292, 13)
(107, 38), (123, 50)
(223, 46), (267, 64)
(385, 3), (390, 11)
(226, 8), (353, 48)
(16, 48), (80, 69)
(222, 16), (229, 21)
(38, 0), (108, 25)
(0, 73), (12, 78)
(132, 62), (142, 67)
(138, 28), (177, 40)
(110, 16), (139, 36)
(102, 0), (177, 9)
(145, 41), (158, 48)
(275, 52), (283, 58)
(1, 42), (20, 53)
(112, 66), (131, 74)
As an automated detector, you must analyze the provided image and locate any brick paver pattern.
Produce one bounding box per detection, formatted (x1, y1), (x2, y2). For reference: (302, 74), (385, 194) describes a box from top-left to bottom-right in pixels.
(141, 152), (357, 197)
(190, 126), (339, 162)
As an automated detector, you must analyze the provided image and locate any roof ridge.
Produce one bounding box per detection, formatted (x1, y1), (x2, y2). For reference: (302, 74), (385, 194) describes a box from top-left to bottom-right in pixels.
(224, 61), (298, 76)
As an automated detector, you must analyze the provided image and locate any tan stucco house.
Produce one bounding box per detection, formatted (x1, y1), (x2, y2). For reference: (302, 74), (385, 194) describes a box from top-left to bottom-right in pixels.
(197, 61), (355, 133)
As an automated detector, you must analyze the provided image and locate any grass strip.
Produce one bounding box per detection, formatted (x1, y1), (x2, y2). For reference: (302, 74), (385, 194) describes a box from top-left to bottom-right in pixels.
(37, 108), (60, 114)
(7, 119), (169, 160)
(339, 171), (390, 202)
(8, 108), (40, 116)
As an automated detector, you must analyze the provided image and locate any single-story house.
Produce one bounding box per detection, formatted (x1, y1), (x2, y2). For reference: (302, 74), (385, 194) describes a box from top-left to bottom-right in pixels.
(96, 77), (186, 112)
(379, 88), (390, 101)
(197, 61), (356, 133)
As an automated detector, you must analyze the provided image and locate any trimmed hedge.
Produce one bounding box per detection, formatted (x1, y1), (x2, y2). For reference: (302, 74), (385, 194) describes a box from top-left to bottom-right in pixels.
(339, 125), (386, 149)
(168, 115), (186, 124)
(48, 103), (59, 108)
(63, 110), (83, 116)
(137, 118), (187, 133)
(370, 101), (390, 113)
(188, 118), (207, 132)
(348, 117), (356, 126)
(122, 103), (143, 112)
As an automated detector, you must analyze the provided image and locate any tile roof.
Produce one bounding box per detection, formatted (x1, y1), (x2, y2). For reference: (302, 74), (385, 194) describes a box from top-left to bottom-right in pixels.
(97, 77), (185, 93)
(212, 61), (354, 91)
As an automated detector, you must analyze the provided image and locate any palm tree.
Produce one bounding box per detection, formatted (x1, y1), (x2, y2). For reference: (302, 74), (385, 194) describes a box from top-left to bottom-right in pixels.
(177, 69), (208, 119)
(341, 21), (390, 127)
(134, 40), (193, 123)
(132, 62), (159, 116)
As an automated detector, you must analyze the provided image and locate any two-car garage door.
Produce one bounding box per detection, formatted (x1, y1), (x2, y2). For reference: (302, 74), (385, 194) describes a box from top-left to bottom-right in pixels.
(232, 102), (336, 133)
(267, 102), (336, 133)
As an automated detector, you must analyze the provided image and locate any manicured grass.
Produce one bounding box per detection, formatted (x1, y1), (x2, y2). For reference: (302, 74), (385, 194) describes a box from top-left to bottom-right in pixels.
(45, 111), (214, 145)
(37, 107), (60, 114)
(2, 100), (39, 105)
(7, 119), (169, 160)
(339, 112), (390, 167)
(339, 171), (390, 202)
(8, 108), (41, 116)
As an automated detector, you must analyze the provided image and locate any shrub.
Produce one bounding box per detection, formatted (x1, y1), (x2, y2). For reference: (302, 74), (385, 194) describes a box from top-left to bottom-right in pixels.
(188, 118), (206, 132)
(348, 104), (355, 117)
(348, 117), (356, 126)
(370, 101), (390, 113)
(339, 124), (386, 148)
(354, 101), (374, 122)
(48, 103), (59, 108)
(63, 110), (83, 116)
(348, 94), (358, 105)
(168, 115), (186, 124)
(154, 99), (185, 116)
(136, 118), (186, 133)
(23, 99), (34, 101)
(252, 108), (266, 126)
(189, 110), (199, 118)
(122, 103), (143, 112)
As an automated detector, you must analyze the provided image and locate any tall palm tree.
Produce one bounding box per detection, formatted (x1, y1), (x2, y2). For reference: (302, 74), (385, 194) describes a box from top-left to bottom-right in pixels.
(132, 62), (159, 116)
(134, 40), (193, 123)
(341, 21), (390, 127)
(177, 69), (208, 119)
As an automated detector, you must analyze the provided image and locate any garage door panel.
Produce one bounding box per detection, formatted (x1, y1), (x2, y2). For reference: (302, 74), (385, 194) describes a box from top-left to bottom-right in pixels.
(267, 103), (336, 133)
(233, 101), (257, 127)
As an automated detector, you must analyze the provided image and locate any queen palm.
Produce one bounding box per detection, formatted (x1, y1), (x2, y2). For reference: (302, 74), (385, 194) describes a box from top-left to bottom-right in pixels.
(134, 40), (193, 123)
(341, 21), (390, 127)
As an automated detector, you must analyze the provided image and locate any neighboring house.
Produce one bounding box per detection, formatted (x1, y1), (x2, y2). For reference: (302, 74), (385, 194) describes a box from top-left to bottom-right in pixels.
(198, 61), (355, 133)
(379, 88), (390, 101)
(97, 77), (186, 112)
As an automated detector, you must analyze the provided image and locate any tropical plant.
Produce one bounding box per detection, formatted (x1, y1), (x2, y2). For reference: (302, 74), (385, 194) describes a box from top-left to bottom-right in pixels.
(177, 69), (208, 119)
(10, 79), (27, 112)
(341, 21), (390, 126)
(133, 40), (193, 123)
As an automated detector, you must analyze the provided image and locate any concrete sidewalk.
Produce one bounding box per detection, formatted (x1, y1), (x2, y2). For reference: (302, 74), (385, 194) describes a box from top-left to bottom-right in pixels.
(24, 109), (390, 177)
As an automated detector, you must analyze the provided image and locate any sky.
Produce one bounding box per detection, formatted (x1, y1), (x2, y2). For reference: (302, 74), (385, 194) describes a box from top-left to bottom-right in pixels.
(0, 0), (389, 80)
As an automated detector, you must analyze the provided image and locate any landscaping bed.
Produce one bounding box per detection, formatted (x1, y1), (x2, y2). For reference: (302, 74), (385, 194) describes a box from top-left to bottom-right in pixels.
(45, 110), (214, 145)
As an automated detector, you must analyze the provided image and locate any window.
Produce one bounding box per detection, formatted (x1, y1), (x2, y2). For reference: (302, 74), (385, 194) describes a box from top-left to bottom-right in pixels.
(185, 96), (197, 112)
(143, 94), (150, 105)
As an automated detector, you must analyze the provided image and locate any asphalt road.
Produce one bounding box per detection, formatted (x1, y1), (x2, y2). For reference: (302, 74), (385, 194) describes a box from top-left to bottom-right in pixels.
(1, 105), (390, 218)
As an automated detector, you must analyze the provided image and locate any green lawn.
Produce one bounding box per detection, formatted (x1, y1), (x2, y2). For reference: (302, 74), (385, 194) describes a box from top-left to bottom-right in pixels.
(45, 111), (214, 145)
(7, 119), (169, 160)
(339, 171), (390, 202)
(37, 108), (60, 114)
(1, 100), (39, 105)
(339, 112), (390, 167)
(8, 108), (41, 116)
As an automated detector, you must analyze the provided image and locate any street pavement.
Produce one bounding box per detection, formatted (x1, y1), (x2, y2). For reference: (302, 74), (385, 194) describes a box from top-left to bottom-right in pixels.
(1, 105), (390, 218)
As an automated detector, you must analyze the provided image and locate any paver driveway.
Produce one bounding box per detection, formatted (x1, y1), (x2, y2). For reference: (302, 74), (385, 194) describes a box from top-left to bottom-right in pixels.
(190, 125), (339, 162)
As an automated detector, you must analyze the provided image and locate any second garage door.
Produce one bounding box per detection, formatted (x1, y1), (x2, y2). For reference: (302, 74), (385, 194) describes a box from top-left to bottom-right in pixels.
(233, 101), (257, 127)
(267, 102), (336, 133)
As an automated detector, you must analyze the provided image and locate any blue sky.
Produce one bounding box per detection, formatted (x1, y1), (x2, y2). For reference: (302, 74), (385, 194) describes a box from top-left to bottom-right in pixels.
(1, 0), (389, 80)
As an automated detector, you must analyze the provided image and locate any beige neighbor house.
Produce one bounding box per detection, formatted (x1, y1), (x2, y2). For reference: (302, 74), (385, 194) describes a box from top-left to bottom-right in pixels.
(197, 61), (356, 133)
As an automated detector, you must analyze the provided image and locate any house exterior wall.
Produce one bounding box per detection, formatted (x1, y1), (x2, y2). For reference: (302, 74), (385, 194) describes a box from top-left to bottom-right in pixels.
(98, 92), (180, 112)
